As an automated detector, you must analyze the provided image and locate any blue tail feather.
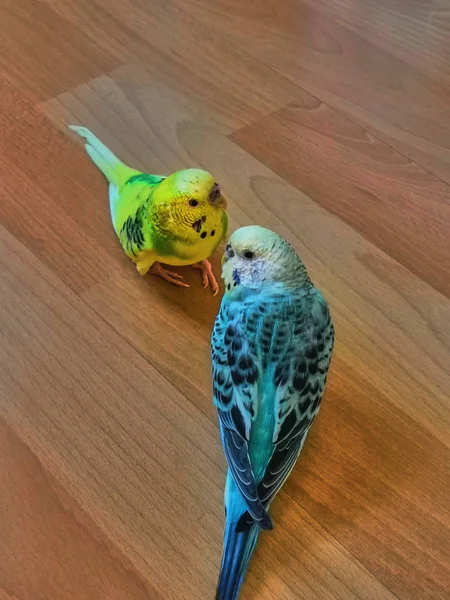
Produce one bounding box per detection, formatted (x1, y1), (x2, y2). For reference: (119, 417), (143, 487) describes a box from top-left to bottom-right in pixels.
(216, 473), (264, 600)
(215, 519), (260, 600)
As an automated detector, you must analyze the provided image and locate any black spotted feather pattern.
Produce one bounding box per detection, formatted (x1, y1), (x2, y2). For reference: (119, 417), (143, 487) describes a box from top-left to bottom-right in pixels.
(211, 286), (334, 532)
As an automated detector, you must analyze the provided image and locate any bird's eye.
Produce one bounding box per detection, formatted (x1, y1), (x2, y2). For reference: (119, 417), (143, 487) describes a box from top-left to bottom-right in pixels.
(243, 250), (254, 260)
(189, 199), (198, 207)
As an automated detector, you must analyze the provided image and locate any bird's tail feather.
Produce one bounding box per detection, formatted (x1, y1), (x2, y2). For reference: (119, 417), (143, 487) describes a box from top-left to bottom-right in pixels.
(216, 474), (263, 600)
(69, 125), (138, 187)
(215, 517), (260, 600)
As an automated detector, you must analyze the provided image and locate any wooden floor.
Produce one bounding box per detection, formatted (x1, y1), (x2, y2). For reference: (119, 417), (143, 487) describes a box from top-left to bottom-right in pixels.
(1, 1), (450, 598)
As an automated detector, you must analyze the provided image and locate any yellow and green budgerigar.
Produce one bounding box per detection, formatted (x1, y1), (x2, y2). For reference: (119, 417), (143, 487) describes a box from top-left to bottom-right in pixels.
(69, 126), (228, 294)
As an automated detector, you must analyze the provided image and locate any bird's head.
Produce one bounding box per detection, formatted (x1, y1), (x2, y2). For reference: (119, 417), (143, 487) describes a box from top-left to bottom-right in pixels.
(221, 226), (311, 292)
(152, 168), (227, 240)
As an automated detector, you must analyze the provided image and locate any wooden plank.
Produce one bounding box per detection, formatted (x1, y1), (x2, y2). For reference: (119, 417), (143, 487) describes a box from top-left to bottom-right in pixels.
(0, 224), (222, 600)
(2, 2), (449, 598)
(0, 82), (120, 294)
(0, 224), (400, 599)
(50, 78), (450, 445)
(0, 419), (163, 600)
(294, 356), (450, 600)
(0, 0), (122, 102)
(298, 0), (450, 85)
(170, 0), (450, 184)
(80, 138), (450, 597)
(39, 63), (450, 598)
(41, 0), (307, 128)
(45, 65), (254, 173)
(37, 59), (313, 292)
(231, 101), (450, 298)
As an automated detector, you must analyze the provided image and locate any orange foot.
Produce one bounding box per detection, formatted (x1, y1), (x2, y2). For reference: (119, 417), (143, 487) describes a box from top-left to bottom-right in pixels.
(150, 262), (189, 288)
(192, 260), (220, 296)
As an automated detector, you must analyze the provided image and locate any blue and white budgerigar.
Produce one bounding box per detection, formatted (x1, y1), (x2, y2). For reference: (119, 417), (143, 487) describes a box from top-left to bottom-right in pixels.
(211, 226), (334, 599)
(69, 126), (228, 294)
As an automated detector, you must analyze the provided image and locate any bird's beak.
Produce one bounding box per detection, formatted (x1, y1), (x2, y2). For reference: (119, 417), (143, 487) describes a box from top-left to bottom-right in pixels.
(208, 183), (227, 209)
(221, 253), (227, 265)
(215, 195), (227, 210)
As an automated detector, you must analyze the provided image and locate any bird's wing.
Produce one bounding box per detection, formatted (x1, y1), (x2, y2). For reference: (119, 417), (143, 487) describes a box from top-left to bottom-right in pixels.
(125, 173), (166, 187)
(117, 202), (154, 261)
(211, 297), (273, 529)
(263, 292), (334, 498)
(235, 289), (334, 531)
(116, 181), (165, 262)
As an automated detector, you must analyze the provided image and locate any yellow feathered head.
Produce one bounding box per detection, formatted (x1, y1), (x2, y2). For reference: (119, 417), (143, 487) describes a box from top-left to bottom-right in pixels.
(150, 168), (227, 240)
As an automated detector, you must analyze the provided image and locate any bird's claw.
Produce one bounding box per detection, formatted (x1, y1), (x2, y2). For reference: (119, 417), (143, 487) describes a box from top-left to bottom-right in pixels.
(150, 262), (190, 288)
(166, 271), (184, 280)
(192, 260), (220, 296)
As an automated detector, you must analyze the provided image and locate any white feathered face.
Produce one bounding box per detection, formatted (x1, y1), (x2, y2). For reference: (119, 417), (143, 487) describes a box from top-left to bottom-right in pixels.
(221, 226), (297, 292)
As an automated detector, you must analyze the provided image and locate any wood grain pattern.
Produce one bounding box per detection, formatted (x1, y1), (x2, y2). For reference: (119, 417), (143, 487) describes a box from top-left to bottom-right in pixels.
(1, 0), (450, 599)
(0, 78), (120, 293)
(0, 224), (404, 600)
(0, 224), (223, 600)
(231, 99), (450, 297)
(0, 419), (162, 600)
(174, 0), (450, 185)
(0, 0), (121, 102)
(47, 71), (450, 597)
(43, 0), (307, 129)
